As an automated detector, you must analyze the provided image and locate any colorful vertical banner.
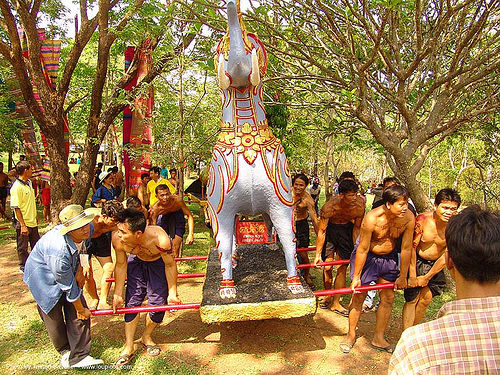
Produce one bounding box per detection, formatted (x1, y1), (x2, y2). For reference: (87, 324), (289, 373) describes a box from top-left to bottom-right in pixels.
(123, 40), (154, 191)
(3, 77), (44, 175)
(18, 28), (70, 180)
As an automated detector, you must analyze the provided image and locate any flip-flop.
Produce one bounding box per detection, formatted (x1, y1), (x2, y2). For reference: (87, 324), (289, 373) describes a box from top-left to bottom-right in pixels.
(332, 308), (349, 317)
(371, 343), (394, 353)
(115, 353), (134, 367)
(339, 341), (355, 354)
(142, 343), (161, 357)
(362, 304), (373, 313)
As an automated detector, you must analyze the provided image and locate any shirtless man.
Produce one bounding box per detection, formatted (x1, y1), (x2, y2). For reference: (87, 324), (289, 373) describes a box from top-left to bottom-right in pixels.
(112, 208), (181, 366)
(340, 185), (415, 354)
(292, 174), (319, 287)
(136, 173), (150, 209)
(149, 184), (194, 257)
(402, 188), (461, 330)
(168, 169), (179, 194)
(313, 179), (365, 315)
(0, 162), (9, 219)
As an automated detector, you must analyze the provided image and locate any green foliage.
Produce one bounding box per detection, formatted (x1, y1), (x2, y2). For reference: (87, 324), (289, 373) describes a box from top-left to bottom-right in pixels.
(0, 70), (22, 153)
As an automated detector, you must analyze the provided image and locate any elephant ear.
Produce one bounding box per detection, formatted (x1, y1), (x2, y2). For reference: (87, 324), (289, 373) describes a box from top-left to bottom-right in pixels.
(216, 53), (230, 90)
(247, 33), (267, 77)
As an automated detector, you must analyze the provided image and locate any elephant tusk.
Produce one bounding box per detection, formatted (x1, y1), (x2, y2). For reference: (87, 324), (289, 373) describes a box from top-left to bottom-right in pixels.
(217, 54), (230, 90)
(250, 49), (260, 87)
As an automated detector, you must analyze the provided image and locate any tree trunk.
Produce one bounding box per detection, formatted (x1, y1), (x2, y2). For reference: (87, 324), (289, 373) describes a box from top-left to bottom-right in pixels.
(8, 151), (13, 171)
(45, 121), (72, 220)
(323, 158), (331, 201)
(72, 140), (101, 207)
(392, 158), (432, 213)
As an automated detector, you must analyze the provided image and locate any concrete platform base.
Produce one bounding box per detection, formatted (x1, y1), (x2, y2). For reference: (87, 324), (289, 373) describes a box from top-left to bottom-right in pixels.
(200, 244), (317, 323)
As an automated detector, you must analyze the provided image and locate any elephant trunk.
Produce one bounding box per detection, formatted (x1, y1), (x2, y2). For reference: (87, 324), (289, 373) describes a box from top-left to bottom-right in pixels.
(227, 0), (251, 88)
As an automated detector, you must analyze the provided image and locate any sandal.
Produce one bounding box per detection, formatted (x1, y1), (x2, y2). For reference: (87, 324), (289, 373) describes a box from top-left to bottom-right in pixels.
(115, 353), (134, 367)
(371, 343), (394, 353)
(332, 308), (349, 317)
(339, 341), (355, 354)
(142, 343), (161, 357)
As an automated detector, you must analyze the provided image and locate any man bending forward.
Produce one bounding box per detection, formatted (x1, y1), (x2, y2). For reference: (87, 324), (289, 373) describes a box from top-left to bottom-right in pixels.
(112, 208), (180, 366)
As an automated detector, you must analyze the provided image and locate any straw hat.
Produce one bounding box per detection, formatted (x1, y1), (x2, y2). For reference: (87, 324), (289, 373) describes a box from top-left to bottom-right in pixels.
(59, 204), (96, 235)
(99, 170), (112, 183)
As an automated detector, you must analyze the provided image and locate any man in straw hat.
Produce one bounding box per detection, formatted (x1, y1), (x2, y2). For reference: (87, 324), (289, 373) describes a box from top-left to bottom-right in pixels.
(23, 204), (104, 369)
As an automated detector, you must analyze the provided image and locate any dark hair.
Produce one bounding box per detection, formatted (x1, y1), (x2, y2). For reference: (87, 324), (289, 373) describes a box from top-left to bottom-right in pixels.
(338, 179), (359, 194)
(435, 188), (461, 207)
(150, 166), (161, 174)
(155, 184), (171, 195)
(126, 196), (142, 210)
(445, 205), (500, 283)
(382, 176), (400, 188)
(97, 162), (103, 168)
(15, 160), (31, 175)
(169, 168), (177, 174)
(382, 185), (409, 204)
(0, 161), (3, 168)
(339, 171), (355, 182)
(102, 199), (124, 218)
(116, 208), (147, 233)
(292, 173), (309, 185)
(107, 166), (118, 173)
(141, 173), (149, 180)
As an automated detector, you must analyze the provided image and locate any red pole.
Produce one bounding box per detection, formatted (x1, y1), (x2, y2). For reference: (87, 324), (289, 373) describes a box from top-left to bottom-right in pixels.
(91, 302), (201, 316)
(174, 256), (207, 261)
(296, 259), (349, 269)
(313, 283), (395, 297)
(0, 226), (9, 230)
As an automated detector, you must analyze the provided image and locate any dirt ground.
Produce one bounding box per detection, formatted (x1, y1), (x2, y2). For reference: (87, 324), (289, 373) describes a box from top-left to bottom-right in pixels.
(0, 240), (402, 375)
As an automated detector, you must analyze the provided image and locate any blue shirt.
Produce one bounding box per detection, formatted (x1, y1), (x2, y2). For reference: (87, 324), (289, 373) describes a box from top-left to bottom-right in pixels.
(160, 168), (169, 179)
(23, 224), (94, 314)
(91, 184), (118, 205)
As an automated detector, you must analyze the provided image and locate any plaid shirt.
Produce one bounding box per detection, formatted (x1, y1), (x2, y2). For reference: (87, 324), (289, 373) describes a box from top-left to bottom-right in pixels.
(389, 296), (500, 375)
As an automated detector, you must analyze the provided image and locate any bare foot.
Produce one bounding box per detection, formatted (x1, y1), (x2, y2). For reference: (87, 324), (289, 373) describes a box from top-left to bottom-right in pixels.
(97, 301), (111, 310)
(371, 337), (391, 349)
(88, 298), (99, 310)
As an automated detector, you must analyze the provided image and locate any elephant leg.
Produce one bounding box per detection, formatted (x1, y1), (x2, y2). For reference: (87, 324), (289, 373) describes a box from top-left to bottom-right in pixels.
(231, 217), (239, 268)
(215, 213), (237, 299)
(268, 208), (304, 294)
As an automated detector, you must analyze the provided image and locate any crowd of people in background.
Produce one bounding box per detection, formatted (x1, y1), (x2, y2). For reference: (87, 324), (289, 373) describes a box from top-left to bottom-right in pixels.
(1, 156), (498, 372)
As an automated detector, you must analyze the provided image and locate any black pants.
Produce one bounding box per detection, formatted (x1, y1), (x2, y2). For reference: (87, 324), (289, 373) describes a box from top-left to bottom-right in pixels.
(14, 221), (39, 271)
(37, 295), (91, 366)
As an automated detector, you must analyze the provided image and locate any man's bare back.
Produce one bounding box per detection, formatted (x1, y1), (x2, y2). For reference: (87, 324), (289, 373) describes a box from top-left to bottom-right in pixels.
(413, 212), (447, 261)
